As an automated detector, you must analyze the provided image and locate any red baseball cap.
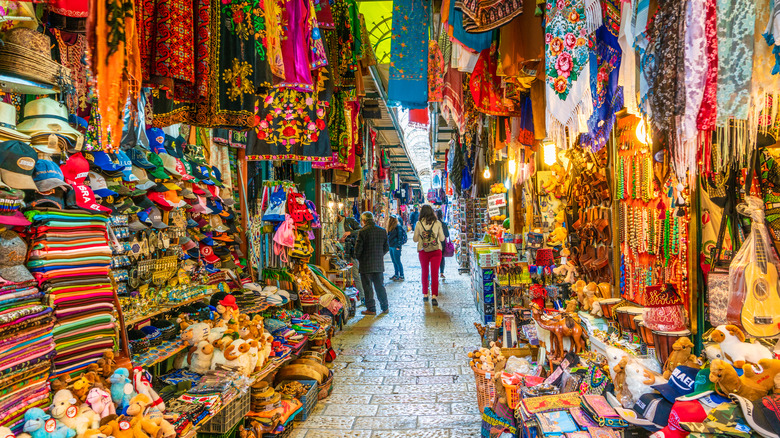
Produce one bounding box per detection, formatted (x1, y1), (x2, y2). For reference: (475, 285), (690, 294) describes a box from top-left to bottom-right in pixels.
(71, 183), (112, 213)
(61, 152), (90, 185)
(219, 294), (237, 310)
(148, 191), (174, 211)
(175, 158), (195, 181)
(650, 400), (707, 438)
(199, 243), (220, 264)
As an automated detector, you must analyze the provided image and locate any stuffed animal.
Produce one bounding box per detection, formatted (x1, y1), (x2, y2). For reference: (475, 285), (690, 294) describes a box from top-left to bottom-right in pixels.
(742, 358), (780, 394)
(612, 357), (631, 407)
(548, 226), (568, 247)
(97, 415), (132, 438)
(222, 339), (246, 373)
(247, 340), (261, 373)
(710, 359), (771, 401)
(132, 367), (165, 413)
(189, 340), (214, 374)
(109, 369), (137, 415)
(703, 343), (730, 364)
(709, 325), (773, 367)
(86, 388), (115, 419)
(96, 352), (116, 384)
(564, 298), (578, 313)
(50, 389), (100, 437)
(71, 375), (94, 404)
(23, 408), (75, 438)
(180, 323), (210, 347)
(125, 394), (161, 438)
(0, 427), (14, 438)
(625, 361), (665, 403)
(663, 337), (699, 379)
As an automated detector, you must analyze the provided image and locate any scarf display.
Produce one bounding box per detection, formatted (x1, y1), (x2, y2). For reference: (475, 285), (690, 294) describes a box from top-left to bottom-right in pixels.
(617, 1), (638, 115)
(442, 66), (465, 133)
(544, 0), (602, 149)
(697, 0), (718, 134)
(716, 0), (756, 126)
(456, 0), (523, 32)
(388, 0), (430, 109)
(677, 0), (707, 185)
(429, 40), (445, 103)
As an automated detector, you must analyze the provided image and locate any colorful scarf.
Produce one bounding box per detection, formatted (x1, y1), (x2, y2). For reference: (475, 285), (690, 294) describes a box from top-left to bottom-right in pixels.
(442, 66), (464, 132)
(580, 0), (621, 153)
(617, 1), (638, 115)
(388, 0), (430, 108)
(716, 0), (756, 125)
(544, 0), (602, 148)
(428, 40), (445, 103)
(696, 0), (718, 133)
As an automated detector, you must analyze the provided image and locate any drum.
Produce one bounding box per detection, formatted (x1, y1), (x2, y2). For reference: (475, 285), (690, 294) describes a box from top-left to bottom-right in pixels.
(635, 316), (654, 347)
(651, 329), (692, 364)
(617, 306), (644, 331)
(599, 298), (623, 320)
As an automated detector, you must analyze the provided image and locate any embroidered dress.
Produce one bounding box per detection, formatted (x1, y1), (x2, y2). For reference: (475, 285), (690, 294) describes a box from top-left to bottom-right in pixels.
(428, 40), (445, 103)
(544, 0), (601, 148)
(279, 0), (317, 91)
(315, 0), (335, 29)
(51, 29), (91, 118)
(388, 0), (430, 109)
(324, 0), (359, 88)
(455, 0), (523, 32)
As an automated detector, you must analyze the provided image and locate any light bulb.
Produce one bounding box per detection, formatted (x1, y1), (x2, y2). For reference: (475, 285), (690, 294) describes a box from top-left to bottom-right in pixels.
(636, 118), (649, 145)
(328, 201), (334, 208)
(508, 159), (516, 175)
(483, 167), (491, 179)
(543, 142), (557, 166)
(337, 202), (344, 209)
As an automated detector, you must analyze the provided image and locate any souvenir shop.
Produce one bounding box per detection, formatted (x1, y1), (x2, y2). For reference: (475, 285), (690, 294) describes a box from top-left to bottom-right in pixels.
(418, 0), (780, 435)
(0, 0), (389, 435)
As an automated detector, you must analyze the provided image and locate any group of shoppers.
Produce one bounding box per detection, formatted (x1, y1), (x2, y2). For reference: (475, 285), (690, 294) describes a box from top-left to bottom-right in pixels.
(335, 204), (451, 315)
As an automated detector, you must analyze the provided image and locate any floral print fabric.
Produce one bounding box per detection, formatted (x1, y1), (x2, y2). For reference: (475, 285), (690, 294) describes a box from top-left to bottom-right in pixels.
(716, 0), (756, 124)
(428, 40), (445, 103)
(544, 0), (590, 101)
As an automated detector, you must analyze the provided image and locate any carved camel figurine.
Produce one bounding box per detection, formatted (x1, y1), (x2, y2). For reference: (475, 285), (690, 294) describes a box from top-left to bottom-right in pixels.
(530, 303), (588, 360)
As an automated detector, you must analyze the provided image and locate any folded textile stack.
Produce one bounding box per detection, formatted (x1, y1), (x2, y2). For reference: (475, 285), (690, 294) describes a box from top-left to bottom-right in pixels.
(0, 230), (54, 433)
(26, 209), (117, 378)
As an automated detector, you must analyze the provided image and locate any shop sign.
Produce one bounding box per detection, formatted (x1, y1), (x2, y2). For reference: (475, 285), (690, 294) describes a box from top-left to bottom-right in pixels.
(488, 206), (501, 217)
(488, 193), (506, 208)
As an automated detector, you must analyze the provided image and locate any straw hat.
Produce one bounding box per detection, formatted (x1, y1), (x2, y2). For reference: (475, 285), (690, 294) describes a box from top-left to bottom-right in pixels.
(0, 103), (31, 142)
(16, 98), (81, 140)
(0, 29), (71, 86)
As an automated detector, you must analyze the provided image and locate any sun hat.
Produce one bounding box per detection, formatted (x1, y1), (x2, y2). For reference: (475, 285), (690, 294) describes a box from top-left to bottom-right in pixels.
(60, 152), (90, 185)
(29, 132), (71, 155)
(0, 230), (34, 283)
(0, 140), (37, 190)
(32, 158), (71, 193)
(0, 102), (31, 142)
(653, 366), (699, 402)
(0, 29), (72, 87)
(146, 153), (171, 181)
(88, 172), (117, 198)
(127, 147), (157, 170)
(16, 98), (81, 139)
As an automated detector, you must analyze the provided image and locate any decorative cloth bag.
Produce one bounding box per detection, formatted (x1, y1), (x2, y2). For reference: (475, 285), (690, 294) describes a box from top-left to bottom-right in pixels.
(262, 186), (287, 222)
(642, 283), (687, 332)
(273, 215), (296, 263)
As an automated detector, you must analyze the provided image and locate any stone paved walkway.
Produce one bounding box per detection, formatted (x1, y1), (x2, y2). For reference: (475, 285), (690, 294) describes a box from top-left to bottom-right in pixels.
(293, 237), (483, 437)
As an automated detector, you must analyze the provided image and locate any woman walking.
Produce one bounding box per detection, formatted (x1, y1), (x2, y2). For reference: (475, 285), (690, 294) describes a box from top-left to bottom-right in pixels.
(413, 205), (445, 306)
(436, 210), (449, 280)
(387, 215), (406, 281)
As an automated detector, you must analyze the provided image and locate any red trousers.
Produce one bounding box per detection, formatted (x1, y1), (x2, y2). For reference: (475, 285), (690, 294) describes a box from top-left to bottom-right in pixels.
(418, 249), (442, 296)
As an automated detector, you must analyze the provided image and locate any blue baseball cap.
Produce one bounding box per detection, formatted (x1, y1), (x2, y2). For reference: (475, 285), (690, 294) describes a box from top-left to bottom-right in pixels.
(146, 128), (167, 154)
(115, 150), (139, 182)
(127, 148), (157, 170)
(210, 166), (224, 187)
(653, 366), (699, 402)
(32, 159), (70, 192)
(89, 151), (124, 174)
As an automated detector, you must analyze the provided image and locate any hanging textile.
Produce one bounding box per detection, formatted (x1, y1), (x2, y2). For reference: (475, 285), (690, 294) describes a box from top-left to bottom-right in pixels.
(50, 0), (89, 17)
(50, 29), (91, 118)
(139, 0), (195, 93)
(455, 0), (523, 32)
(388, 0), (430, 109)
(429, 40), (445, 103)
(409, 109), (430, 127)
(448, 0), (494, 54)
(151, 0), (266, 128)
(278, 0), (328, 91)
(544, 0), (601, 148)
(716, 0), (756, 125)
(314, 91), (358, 171)
(617, 1), (638, 115)
(765, 0), (780, 75)
(323, 0), (359, 88)
(496, 9), (544, 78)
(92, 0), (141, 151)
(696, 0), (718, 133)
(442, 66), (464, 132)
(750, 0), (779, 135)
(315, 0), (335, 29)
(580, 0), (622, 153)
(470, 48), (522, 116)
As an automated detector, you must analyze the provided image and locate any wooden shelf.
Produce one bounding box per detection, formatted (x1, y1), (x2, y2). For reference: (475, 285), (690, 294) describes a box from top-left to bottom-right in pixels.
(0, 73), (59, 95)
(124, 293), (213, 326)
(133, 339), (188, 368)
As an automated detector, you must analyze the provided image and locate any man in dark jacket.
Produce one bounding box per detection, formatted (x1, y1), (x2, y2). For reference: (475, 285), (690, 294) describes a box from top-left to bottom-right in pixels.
(410, 206), (419, 231)
(353, 211), (390, 315)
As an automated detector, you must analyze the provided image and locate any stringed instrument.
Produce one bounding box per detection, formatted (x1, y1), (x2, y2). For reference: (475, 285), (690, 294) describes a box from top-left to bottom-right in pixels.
(740, 234), (780, 337)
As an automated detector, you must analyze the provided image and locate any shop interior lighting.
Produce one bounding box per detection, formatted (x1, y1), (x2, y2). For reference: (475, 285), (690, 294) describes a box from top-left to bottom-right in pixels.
(508, 158), (516, 175)
(636, 118), (650, 145)
(543, 141), (557, 166)
(483, 166), (491, 179)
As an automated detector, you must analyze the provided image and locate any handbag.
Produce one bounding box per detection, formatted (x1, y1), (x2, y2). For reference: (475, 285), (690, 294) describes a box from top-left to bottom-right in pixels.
(442, 237), (455, 258)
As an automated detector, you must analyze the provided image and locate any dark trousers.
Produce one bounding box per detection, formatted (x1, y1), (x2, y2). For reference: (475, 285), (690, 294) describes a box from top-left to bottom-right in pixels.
(361, 272), (388, 312)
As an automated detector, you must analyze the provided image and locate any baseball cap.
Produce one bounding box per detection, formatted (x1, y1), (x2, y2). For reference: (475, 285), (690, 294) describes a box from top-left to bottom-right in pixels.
(186, 218), (199, 229)
(200, 243), (220, 264)
(61, 152), (90, 184)
(30, 189), (65, 210)
(0, 210), (30, 226)
(181, 236), (198, 251)
(148, 206), (168, 229)
(625, 392), (673, 431)
(0, 230), (34, 283)
(86, 150), (123, 176)
(181, 188), (196, 199)
(211, 166), (224, 187)
(88, 171), (117, 198)
(732, 394), (780, 438)
(68, 183), (112, 213)
(207, 198), (223, 214)
(127, 147), (157, 170)
(677, 368), (730, 406)
(164, 135), (185, 158)
(0, 140), (37, 190)
(147, 153), (171, 181)
(131, 166), (156, 190)
(129, 216), (148, 231)
(653, 366), (699, 402)
(650, 400), (708, 438)
(192, 164), (214, 185)
(115, 150), (140, 182)
(33, 159), (71, 193)
(148, 191), (175, 210)
(175, 158), (194, 181)
(146, 127), (167, 154)
(159, 153), (182, 177)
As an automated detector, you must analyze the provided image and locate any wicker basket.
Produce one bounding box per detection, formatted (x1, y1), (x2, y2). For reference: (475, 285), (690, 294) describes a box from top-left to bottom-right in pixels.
(317, 370), (334, 400)
(471, 366), (496, 413)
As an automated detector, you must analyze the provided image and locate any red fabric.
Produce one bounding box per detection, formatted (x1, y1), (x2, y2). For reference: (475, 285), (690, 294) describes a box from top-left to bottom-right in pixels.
(49, 0), (89, 17)
(696, 0), (718, 131)
(409, 109), (429, 126)
(418, 249), (442, 296)
(470, 49), (522, 116)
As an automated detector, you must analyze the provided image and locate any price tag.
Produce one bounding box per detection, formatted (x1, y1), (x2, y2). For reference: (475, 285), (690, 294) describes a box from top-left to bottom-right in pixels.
(488, 207), (501, 218)
(45, 419), (57, 433)
(488, 193), (506, 208)
(119, 421), (131, 431)
(66, 406), (77, 418)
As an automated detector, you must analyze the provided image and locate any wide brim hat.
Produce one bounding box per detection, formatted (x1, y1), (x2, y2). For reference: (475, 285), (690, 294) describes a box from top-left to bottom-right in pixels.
(0, 102), (31, 142)
(16, 98), (81, 139)
(0, 29), (72, 87)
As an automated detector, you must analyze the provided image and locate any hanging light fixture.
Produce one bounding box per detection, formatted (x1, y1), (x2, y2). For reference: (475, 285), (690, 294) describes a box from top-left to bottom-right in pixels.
(328, 201), (335, 209)
(337, 202), (344, 209)
(483, 166), (491, 179)
(543, 141), (557, 166)
(636, 118), (650, 145)
(508, 158), (517, 175)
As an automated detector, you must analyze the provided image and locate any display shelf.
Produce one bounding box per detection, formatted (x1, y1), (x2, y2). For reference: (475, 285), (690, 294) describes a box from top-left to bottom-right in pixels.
(133, 339), (188, 368)
(124, 293), (214, 326)
(0, 73), (59, 95)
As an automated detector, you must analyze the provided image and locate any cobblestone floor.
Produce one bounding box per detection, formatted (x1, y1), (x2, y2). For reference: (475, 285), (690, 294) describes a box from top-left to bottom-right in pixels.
(293, 238), (483, 437)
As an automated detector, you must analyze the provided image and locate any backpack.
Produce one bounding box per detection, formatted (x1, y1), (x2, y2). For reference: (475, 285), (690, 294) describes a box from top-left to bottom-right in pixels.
(399, 226), (408, 245)
(418, 222), (440, 252)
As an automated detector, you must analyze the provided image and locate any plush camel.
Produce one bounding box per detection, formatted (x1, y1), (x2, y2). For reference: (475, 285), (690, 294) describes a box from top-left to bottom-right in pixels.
(710, 359), (772, 401)
(663, 337), (700, 379)
(530, 303), (587, 360)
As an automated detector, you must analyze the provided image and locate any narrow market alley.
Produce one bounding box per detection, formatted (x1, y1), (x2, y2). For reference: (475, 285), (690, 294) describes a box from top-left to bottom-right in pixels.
(293, 238), (483, 438)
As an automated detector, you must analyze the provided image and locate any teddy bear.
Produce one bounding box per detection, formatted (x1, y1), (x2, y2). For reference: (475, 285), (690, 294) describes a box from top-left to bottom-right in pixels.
(86, 388), (115, 419)
(189, 340), (214, 374)
(710, 359), (772, 401)
(125, 394), (161, 438)
(663, 337), (699, 379)
(50, 389), (100, 437)
(582, 282), (601, 313)
(612, 357), (631, 407)
(709, 324), (773, 367)
(109, 369), (137, 415)
(23, 408), (75, 438)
